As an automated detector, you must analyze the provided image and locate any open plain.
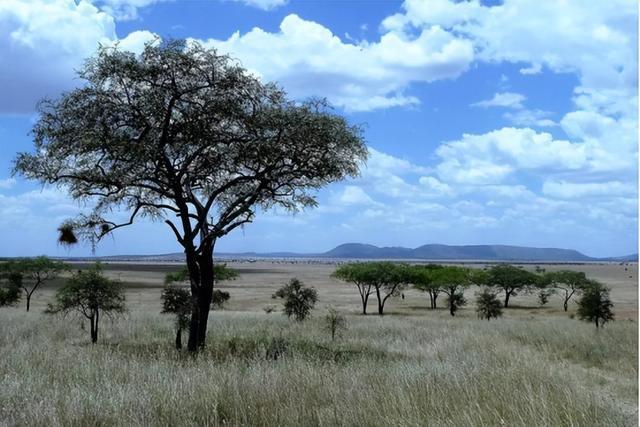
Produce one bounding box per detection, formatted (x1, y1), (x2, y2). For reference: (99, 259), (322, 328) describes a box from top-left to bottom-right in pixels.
(0, 260), (637, 426)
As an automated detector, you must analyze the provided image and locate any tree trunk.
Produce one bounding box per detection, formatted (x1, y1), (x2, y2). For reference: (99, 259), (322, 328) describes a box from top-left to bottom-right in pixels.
(175, 328), (182, 350)
(26, 294), (31, 312)
(504, 290), (510, 308)
(90, 313), (98, 344)
(375, 287), (384, 315)
(433, 293), (438, 309)
(428, 292), (433, 309)
(449, 302), (455, 316)
(563, 298), (569, 312)
(595, 317), (600, 328)
(361, 293), (369, 315)
(186, 241), (215, 352)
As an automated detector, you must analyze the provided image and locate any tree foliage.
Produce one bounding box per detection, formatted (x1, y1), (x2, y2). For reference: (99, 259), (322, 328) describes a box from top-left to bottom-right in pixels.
(0, 257), (68, 311)
(427, 266), (477, 316)
(14, 39), (367, 351)
(161, 285), (191, 350)
(542, 270), (589, 311)
(481, 265), (539, 308)
(0, 271), (22, 307)
(273, 278), (318, 321)
(46, 264), (125, 343)
(476, 288), (503, 320)
(409, 264), (444, 309)
(576, 280), (614, 328)
(332, 263), (376, 315)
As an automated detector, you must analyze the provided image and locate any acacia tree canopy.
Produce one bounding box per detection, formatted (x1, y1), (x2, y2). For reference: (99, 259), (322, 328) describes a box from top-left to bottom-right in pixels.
(482, 265), (539, 308)
(0, 257), (69, 311)
(14, 39), (367, 352)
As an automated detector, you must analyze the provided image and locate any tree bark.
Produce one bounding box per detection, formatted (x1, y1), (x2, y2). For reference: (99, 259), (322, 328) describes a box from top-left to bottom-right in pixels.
(375, 287), (384, 315)
(186, 241), (215, 352)
(26, 294), (31, 312)
(433, 293), (438, 309)
(175, 328), (182, 350)
(504, 290), (511, 308)
(361, 292), (369, 315)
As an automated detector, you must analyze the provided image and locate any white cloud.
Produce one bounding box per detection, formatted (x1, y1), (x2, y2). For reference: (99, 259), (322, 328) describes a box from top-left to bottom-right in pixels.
(0, 0), (159, 114)
(0, 178), (16, 189)
(503, 109), (555, 128)
(542, 180), (635, 199)
(333, 186), (377, 206)
(197, 14), (474, 111)
(95, 0), (170, 20)
(435, 127), (588, 184)
(471, 92), (525, 109)
(231, 0), (287, 10)
(418, 176), (452, 196)
(0, 0), (115, 113)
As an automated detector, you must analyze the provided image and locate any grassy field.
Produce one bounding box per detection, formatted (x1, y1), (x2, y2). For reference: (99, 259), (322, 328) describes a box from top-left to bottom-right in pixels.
(0, 261), (637, 426)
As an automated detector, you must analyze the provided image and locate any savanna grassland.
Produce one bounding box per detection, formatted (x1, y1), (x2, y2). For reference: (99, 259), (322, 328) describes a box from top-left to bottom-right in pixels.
(0, 261), (637, 426)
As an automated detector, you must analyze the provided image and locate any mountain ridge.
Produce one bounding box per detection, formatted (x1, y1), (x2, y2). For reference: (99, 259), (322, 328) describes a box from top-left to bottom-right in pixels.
(49, 243), (638, 262)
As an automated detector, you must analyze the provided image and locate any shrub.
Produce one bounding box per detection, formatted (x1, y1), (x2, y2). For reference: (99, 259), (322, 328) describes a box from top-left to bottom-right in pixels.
(161, 285), (191, 350)
(273, 278), (318, 321)
(324, 307), (347, 341)
(476, 288), (503, 320)
(212, 290), (230, 309)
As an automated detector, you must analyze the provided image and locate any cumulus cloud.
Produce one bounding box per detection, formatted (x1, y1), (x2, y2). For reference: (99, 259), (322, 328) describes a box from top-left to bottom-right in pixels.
(471, 92), (525, 109)
(0, 0), (158, 114)
(435, 128), (589, 184)
(197, 14), (474, 111)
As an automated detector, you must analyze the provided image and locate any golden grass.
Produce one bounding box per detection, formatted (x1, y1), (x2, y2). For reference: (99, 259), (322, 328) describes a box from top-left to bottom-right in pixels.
(0, 261), (637, 426)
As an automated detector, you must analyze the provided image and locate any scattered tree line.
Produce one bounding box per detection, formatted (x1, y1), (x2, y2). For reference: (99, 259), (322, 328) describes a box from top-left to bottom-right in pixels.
(333, 261), (615, 328)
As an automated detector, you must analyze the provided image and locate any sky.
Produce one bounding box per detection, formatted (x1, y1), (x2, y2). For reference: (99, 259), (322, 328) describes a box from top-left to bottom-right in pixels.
(0, 0), (637, 258)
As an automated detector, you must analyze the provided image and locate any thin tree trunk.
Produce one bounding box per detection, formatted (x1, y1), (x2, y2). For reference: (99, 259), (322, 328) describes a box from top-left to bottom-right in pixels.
(175, 328), (182, 350)
(504, 290), (510, 308)
(375, 287), (384, 315)
(433, 293), (438, 309)
(26, 294), (31, 312)
(362, 292), (369, 315)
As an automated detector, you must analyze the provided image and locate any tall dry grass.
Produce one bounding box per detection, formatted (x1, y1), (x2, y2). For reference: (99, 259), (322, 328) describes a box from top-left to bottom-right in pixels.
(0, 307), (636, 426)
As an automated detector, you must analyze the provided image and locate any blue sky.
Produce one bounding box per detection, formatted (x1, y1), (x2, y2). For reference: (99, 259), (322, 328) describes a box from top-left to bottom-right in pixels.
(0, 0), (637, 258)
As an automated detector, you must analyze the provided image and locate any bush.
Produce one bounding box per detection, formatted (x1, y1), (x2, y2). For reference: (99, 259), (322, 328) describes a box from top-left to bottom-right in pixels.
(577, 281), (614, 328)
(446, 292), (467, 316)
(273, 278), (318, 321)
(212, 290), (230, 309)
(476, 288), (503, 320)
(323, 307), (347, 341)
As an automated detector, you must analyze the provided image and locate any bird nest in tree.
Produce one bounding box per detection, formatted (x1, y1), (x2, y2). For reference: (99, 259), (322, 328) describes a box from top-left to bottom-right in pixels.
(58, 224), (78, 246)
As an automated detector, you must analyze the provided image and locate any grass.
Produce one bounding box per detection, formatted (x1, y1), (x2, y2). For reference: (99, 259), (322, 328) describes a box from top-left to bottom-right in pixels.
(0, 306), (636, 426)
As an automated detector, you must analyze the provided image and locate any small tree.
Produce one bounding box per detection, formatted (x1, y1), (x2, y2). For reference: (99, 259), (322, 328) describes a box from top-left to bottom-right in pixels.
(324, 307), (347, 341)
(332, 263), (375, 315)
(483, 265), (539, 308)
(577, 280), (614, 328)
(46, 264), (125, 343)
(409, 264), (444, 309)
(431, 266), (473, 316)
(1, 257), (68, 311)
(476, 288), (503, 320)
(543, 270), (589, 311)
(161, 285), (191, 350)
(0, 272), (22, 307)
(273, 278), (318, 321)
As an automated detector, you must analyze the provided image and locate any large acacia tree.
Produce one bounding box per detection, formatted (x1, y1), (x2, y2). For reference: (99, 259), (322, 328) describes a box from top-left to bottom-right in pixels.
(14, 40), (367, 352)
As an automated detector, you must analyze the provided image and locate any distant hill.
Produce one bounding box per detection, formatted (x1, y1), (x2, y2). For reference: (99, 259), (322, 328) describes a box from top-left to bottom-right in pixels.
(322, 243), (599, 261)
(66, 243), (637, 263)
